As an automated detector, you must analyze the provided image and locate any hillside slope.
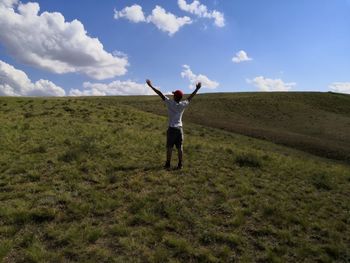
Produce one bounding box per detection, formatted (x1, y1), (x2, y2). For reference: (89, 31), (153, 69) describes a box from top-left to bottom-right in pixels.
(0, 97), (349, 262)
(118, 92), (350, 163)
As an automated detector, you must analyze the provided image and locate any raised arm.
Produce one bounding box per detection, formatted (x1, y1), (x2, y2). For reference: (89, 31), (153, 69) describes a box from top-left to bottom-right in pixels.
(146, 79), (166, 101)
(187, 82), (201, 101)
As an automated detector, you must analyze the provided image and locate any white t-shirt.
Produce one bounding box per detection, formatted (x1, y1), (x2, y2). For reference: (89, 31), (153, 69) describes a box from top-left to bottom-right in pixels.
(164, 97), (190, 128)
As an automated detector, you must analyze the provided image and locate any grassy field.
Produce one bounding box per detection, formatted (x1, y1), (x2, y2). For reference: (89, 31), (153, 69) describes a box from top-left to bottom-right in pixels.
(0, 95), (349, 262)
(120, 92), (350, 163)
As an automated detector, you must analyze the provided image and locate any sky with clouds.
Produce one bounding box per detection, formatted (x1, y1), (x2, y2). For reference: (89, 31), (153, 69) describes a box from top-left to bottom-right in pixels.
(0, 0), (349, 96)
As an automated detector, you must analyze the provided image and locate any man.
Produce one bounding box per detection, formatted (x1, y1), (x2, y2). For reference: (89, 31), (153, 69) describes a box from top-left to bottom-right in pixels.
(146, 79), (201, 170)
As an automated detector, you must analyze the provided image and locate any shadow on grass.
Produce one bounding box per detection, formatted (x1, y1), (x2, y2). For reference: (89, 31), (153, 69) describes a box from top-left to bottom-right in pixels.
(109, 164), (162, 172)
(142, 165), (164, 172)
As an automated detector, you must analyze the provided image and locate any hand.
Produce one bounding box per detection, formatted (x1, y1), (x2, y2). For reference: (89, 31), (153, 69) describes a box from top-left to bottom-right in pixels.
(196, 82), (202, 90)
(146, 79), (152, 87)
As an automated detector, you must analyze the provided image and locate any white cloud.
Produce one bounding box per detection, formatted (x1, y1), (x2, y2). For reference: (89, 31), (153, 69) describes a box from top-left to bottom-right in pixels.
(0, 0), (17, 8)
(0, 1), (128, 80)
(69, 80), (154, 96)
(147, 6), (192, 36)
(247, 76), (296, 91)
(329, 82), (350, 94)
(178, 0), (225, 27)
(232, 50), (252, 63)
(112, 50), (128, 59)
(0, 60), (65, 96)
(114, 4), (146, 23)
(114, 5), (192, 36)
(181, 65), (219, 89)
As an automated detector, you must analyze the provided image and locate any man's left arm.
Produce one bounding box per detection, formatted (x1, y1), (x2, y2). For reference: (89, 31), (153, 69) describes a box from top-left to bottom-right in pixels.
(187, 82), (201, 102)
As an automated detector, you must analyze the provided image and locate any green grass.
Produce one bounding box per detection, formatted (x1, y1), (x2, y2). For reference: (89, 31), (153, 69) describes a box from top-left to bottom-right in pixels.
(118, 92), (350, 163)
(0, 96), (349, 262)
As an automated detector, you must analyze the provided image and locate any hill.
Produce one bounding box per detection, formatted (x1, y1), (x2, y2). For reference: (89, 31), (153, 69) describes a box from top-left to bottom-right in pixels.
(118, 92), (350, 163)
(0, 96), (349, 262)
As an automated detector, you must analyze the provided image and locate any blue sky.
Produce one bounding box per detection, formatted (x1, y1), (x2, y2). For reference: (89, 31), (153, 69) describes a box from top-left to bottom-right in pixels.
(0, 0), (349, 96)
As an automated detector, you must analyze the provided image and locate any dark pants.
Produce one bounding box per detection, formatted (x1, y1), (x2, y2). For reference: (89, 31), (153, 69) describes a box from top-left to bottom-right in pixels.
(166, 127), (183, 149)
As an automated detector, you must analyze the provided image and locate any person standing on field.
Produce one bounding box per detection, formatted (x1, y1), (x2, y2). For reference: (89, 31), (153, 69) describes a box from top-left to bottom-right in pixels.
(146, 79), (201, 170)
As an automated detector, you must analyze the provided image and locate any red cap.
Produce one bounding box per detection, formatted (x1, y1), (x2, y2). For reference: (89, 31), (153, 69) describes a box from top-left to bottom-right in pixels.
(172, 90), (183, 98)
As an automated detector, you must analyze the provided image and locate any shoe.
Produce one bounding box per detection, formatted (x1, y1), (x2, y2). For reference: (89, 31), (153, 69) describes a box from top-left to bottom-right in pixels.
(164, 161), (170, 169)
(176, 163), (183, 170)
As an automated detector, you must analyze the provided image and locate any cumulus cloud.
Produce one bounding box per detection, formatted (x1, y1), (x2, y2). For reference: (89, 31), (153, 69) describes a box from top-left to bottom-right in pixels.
(69, 80), (154, 96)
(114, 4), (146, 23)
(181, 65), (219, 89)
(247, 76), (296, 92)
(0, 60), (65, 96)
(0, 1), (128, 80)
(114, 5), (192, 36)
(329, 82), (350, 94)
(147, 6), (192, 36)
(0, 0), (17, 8)
(232, 50), (252, 63)
(178, 0), (225, 27)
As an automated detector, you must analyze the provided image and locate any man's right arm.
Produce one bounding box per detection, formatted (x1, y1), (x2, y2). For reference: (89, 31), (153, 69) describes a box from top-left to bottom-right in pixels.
(146, 79), (166, 101)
